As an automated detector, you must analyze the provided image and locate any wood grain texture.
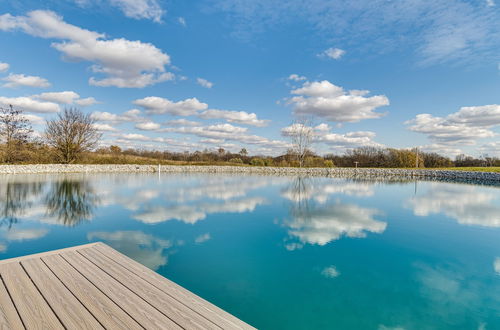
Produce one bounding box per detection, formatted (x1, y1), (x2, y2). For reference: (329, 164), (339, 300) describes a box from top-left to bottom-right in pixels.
(0, 262), (63, 330)
(42, 254), (143, 330)
(61, 251), (181, 329)
(21, 257), (103, 330)
(0, 277), (24, 330)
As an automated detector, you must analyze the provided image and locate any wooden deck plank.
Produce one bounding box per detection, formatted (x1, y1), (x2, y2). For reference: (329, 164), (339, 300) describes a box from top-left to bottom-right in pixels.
(0, 243), (100, 266)
(95, 242), (254, 330)
(60, 250), (182, 329)
(21, 257), (104, 330)
(0, 262), (64, 330)
(41, 254), (143, 330)
(0, 243), (254, 330)
(0, 277), (24, 330)
(80, 247), (221, 330)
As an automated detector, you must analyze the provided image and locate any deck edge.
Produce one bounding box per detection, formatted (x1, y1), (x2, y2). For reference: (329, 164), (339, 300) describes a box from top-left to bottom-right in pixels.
(0, 243), (101, 265)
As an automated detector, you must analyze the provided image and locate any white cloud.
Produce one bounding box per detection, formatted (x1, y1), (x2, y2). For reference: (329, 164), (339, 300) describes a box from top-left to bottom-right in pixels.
(420, 144), (463, 157)
(196, 77), (213, 88)
(198, 109), (269, 127)
(2, 73), (51, 88)
(119, 133), (154, 142)
(134, 205), (206, 224)
(195, 233), (211, 244)
(36, 91), (80, 104)
(89, 72), (174, 88)
(0, 62), (9, 72)
(478, 141), (500, 157)
(91, 109), (144, 123)
(33, 91), (99, 107)
(164, 119), (200, 126)
(281, 178), (375, 204)
(200, 138), (224, 144)
(285, 202), (386, 246)
(22, 114), (46, 125)
(406, 104), (500, 145)
(319, 47), (345, 60)
(93, 123), (119, 132)
(178, 17), (187, 26)
(288, 80), (389, 122)
(320, 131), (382, 148)
(288, 74), (307, 81)
(281, 123), (382, 150)
(6, 228), (49, 241)
(321, 265), (340, 278)
(0, 96), (60, 113)
(448, 104), (500, 126)
(164, 176), (273, 202)
(133, 96), (208, 115)
(135, 121), (161, 130)
(88, 230), (171, 270)
(163, 123), (289, 151)
(133, 197), (266, 224)
(115, 133), (200, 150)
(486, 0), (496, 7)
(407, 183), (500, 227)
(109, 0), (165, 22)
(75, 97), (99, 106)
(0, 10), (173, 88)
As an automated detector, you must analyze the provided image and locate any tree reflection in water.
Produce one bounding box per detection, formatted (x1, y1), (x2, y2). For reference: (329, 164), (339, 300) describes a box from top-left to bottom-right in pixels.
(44, 179), (99, 226)
(0, 181), (43, 228)
(0, 176), (99, 228)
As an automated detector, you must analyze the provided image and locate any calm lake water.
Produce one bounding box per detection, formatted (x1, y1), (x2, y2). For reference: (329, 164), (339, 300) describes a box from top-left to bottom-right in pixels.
(0, 172), (499, 329)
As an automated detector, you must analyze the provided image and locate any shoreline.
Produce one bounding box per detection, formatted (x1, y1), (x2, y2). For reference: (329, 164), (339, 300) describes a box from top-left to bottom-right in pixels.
(0, 164), (499, 182)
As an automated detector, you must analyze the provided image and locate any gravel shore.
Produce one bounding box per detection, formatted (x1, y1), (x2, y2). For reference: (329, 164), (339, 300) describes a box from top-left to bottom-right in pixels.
(0, 164), (499, 182)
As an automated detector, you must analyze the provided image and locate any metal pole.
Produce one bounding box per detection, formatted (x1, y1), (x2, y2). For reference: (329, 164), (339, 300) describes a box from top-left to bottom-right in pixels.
(415, 148), (419, 168)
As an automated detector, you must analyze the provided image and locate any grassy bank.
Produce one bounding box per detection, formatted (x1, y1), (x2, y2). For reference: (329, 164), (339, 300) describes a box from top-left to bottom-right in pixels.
(3, 153), (500, 173)
(431, 167), (500, 173)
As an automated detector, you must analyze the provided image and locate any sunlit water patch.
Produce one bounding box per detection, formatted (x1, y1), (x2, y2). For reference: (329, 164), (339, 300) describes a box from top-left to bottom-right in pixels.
(0, 173), (499, 329)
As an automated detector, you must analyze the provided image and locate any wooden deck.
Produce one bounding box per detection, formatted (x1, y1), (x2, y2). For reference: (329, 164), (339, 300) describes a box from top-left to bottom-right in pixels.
(0, 242), (255, 330)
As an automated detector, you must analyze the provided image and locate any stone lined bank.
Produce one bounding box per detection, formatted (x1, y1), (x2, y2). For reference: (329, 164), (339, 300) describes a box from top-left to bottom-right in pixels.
(0, 164), (499, 182)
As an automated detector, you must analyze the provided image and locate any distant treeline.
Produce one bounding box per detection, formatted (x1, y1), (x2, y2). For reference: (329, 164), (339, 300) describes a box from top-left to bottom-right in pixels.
(88, 145), (499, 168)
(1, 105), (499, 168)
(1, 138), (499, 168)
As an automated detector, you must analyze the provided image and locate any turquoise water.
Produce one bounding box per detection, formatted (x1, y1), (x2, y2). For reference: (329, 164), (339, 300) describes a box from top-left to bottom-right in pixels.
(0, 173), (499, 329)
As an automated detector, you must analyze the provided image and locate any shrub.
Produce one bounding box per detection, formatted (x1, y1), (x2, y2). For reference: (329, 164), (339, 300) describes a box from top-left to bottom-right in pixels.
(304, 156), (326, 167)
(229, 157), (243, 164)
(250, 158), (265, 166)
(263, 158), (274, 166)
(324, 160), (334, 167)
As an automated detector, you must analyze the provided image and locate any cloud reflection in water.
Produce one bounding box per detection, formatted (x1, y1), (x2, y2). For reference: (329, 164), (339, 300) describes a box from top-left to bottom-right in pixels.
(87, 230), (172, 270)
(407, 183), (500, 227)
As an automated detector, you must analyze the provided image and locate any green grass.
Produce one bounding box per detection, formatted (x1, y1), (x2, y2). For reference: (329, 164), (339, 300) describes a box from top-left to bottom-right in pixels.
(432, 167), (500, 173)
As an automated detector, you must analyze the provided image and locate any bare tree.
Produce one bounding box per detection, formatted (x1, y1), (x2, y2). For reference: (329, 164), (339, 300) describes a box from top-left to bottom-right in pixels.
(282, 118), (314, 167)
(0, 105), (33, 163)
(45, 108), (102, 163)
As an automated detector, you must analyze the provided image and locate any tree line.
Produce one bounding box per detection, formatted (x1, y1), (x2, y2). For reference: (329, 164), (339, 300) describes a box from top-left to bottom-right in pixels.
(0, 105), (498, 167)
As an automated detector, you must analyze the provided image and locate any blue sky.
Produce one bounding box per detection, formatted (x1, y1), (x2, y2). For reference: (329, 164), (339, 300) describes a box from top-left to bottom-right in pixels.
(0, 0), (499, 157)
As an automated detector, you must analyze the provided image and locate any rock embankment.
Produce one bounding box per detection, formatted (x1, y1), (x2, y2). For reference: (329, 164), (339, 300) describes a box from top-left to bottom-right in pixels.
(0, 164), (499, 182)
